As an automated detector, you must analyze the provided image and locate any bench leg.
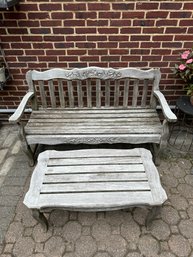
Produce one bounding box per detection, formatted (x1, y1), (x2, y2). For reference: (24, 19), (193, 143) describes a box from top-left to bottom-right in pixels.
(145, 206), (161, 229)
(32, 209), (48, 232)
(18, 122), (36, 167)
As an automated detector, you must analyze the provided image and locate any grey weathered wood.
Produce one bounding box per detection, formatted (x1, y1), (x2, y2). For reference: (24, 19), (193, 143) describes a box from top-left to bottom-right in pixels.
(23, 148), (167, 228)
(9, 66), (177, 164)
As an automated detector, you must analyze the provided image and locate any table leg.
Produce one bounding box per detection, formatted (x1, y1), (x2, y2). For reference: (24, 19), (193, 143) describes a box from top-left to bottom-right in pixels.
(145, 206), (161, 229)
(32, 209), (48, 232)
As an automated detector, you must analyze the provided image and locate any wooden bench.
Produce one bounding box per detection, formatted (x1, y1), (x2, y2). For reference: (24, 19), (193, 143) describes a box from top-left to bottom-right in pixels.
(9, 67), (177, 165)
(23, 148), (167, 230)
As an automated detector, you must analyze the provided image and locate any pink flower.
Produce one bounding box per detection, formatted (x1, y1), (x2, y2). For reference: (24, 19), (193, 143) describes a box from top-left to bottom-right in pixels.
(179, 64), (186, 71)
(186, 58), (193, 64)
(181, 50), (190, 59)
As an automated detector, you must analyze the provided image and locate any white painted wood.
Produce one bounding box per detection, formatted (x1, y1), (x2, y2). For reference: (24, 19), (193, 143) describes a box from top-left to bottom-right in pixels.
(96, 79), (101, 108)
(132, 79), (139, 107)
(58, 79), (65, 107)
(39, 81), (47, 108)
(23, 148), (167, 212)
(67, 81), (74, 108)
(154, 90), (177, 122)
(77, 80), (83, 108)
(123, 78), (129, 107)
(9, 92), (34, 123)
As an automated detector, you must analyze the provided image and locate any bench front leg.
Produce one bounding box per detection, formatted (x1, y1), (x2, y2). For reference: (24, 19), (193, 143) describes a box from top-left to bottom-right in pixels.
(145, 206), (161, 229)
(32, 209), (48, 232)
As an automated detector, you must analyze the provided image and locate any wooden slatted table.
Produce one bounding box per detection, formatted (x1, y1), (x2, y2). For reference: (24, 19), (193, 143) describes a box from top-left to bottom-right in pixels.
(23, 148), (167, 230)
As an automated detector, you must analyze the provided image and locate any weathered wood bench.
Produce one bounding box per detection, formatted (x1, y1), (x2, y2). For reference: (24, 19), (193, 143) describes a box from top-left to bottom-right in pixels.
(9, 67), (177, 165)
(23, 148), (167, 230)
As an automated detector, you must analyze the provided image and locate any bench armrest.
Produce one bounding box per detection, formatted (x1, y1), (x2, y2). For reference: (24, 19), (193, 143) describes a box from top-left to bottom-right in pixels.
(9, 92), (34, 123)
(153, 90), (177, 122)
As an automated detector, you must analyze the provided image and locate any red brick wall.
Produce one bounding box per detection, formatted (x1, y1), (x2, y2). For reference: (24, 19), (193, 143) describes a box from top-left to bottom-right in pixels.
(0, 0), (193, 110)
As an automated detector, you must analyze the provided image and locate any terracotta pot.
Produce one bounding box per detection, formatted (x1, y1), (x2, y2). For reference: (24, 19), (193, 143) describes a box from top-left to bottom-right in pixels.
(190, 95), (193, 105)
(0, 67), (6, 82)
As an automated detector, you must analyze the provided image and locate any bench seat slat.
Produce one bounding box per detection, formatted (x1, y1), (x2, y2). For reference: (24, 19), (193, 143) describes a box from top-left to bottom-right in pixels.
(46, 164), (145, 174)
(44, 173), (148, 183)
(41, 181), (150, 193)
(38, 191), (154, 210)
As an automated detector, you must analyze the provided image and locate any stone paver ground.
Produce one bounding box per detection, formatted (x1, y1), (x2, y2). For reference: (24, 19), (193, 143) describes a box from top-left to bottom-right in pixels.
(0, 124), (193, 257)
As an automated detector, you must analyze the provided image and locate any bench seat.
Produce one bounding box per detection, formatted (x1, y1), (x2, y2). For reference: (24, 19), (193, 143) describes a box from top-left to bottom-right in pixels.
(25, 108), (162, 145)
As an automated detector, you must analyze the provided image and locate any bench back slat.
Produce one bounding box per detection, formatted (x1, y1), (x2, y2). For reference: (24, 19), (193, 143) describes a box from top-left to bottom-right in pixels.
(27, 67), (161, 109)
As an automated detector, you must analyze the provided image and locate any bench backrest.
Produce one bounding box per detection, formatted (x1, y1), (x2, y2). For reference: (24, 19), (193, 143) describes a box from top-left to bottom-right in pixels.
(26, 67), (161, 109)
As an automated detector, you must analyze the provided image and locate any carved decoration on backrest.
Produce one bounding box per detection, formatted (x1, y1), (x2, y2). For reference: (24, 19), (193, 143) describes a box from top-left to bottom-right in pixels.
(65, 68), (122, 80)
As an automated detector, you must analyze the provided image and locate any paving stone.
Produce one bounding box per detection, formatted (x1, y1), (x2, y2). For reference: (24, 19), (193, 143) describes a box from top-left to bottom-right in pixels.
(159, 252), (176, 257)
(92, 220), (111, 241)
(0, 157), (15, 176)
(105, 210), (126, 226)
(32, 223), (52, 243)
(82, 226), (91, 236)
(3, 243), (14, 254)
(150, 220), (170, 240)
(63, 253), (76, 257)
(3, 133), (17, 148)
(161, 206), (180, 225)
(13, 237), (35, 257)
(171, 163), (186, 178)
(160, 242), (169, 252)
(168, 235), (191, 257)
(101, 235), (127, 257)
(49, 209), (69, 227)
(63, 221), (82, 241)
(31, 254), (46, 257)
(69, 212), (78, 221)
(125, 253), (143, 257)
(120, 216), (140, 243)
(0, 185), (23, 196)
(185, 174), (193, 186)
(0, 206), (15, 219)
(169, 194), (188, 210)
(133, 208), (148, 225)
(179, 219), (193, 239)
(93, 252), (112, 257)
(5, 222), (23, 243)
(187, 205), (193, 219)
(44, 236), (66, 257)
(178, 184), (193, 198)
(177, 159), (192, 170)
(138, 235), (159, 257)
(0, 195), (20, 207)
(75, 235), (97, 257)
(111, 225), (120, 235)
(0, 149), (8, 164)
(170, 225), (179, 234)
(3, 176), (27, 186)
(78, 212), (96, 226)
(161, 175), (178, 188)
(11, 140), (21, 154)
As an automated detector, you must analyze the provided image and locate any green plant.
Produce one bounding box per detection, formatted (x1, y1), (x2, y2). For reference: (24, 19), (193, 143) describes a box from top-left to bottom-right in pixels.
(172, 49), (193, 95)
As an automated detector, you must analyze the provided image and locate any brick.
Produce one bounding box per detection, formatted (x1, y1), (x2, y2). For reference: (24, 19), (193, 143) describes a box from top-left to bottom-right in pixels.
(4, 50), (24, 56)
(51, 12), (73, 19)
(165, 27), (187, 34)
(18, 56), (37, 62)
(99, 12), (121, 19)
(38, 56), (57, 62)
(1, 20), (17, 27)
(53, 28), (74, 34)
(41, 20), (62, 27)
(88, 3), (110, 11)
(160, 3), (182, 10)
(59, 56), (78, 62)
(133, 20), (155, 26)
(179, 20), (193, 26)
(110, 20), (131, 27)
(143, 28), (164, 34)
(4, 13), (26, 19)
(18, 20), (39, 27)
(87, 36), (107, 42)
(54, 42), (74, 48)
(136, 2), (159, 10)
(184, 3), (193, 9)
(64, 20), (85, 26)
(122, 12), (145, 19)
(15, 3), (38, 11)
(156, 19), (177, 27)
(170, 11), (192, 18)
(67, 50), (87, 56)
(63, 3), (86, 11)
(30, 28), (51, 34)
(121, 28), (141, 34)
(101, 55), (120, 62)
(80, 56), (99, 62)
(22, 36), (42, 42)
(87, 20), (108, 27)
(141, 42), (161, 48)
(121, 56), (141, 62)
(152, 35), (173, 42)
(109, 49), (129, 55)
(162, 42), (182, 48)
(44, 36), (64, 42)
(130, 35), (151, 41)
(7, 28), (28, 34)
(76, 12), (97, 19)
(33, 43), (53, 49)
(130, 49), (150, 55)
(146, 11), (168, 19)
(39, 3), (62, 11)
(97, 42), (118, 48)
(112, 3), (134, 10)
(142, 56), (162, 61)
(28, 12), (49, 20)
(119, 42), (139, 48)
(109, 36), (128, 41)
(25, 50), (44, 55)
(88, 50), (108, 56)
(76, 28), (96, 34)
(75, 42), (96, 48)
(98, 28), (118, 34)
(66, 35), (86, 42)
